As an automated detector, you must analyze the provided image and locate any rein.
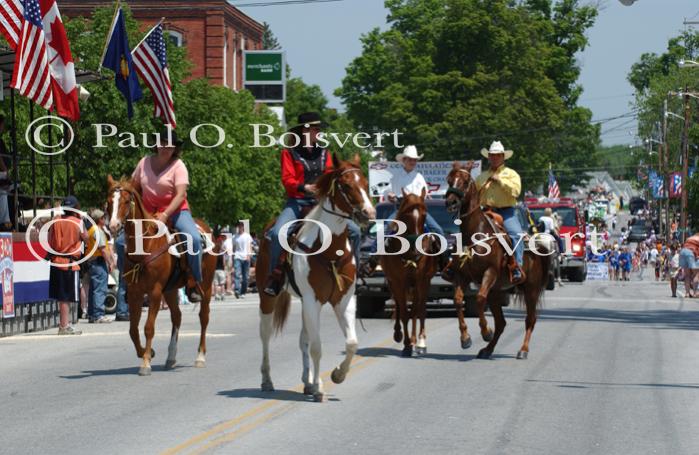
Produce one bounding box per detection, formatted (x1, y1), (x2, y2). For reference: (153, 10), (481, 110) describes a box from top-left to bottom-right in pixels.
(326, 168), (364, 220)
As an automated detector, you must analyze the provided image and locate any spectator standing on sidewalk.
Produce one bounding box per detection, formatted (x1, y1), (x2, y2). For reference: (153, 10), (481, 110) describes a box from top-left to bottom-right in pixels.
(48, 196), (87, 335)
(113, 232), (129, 321)
(86, 209), (115, 323)
(233, 222), (253, 299)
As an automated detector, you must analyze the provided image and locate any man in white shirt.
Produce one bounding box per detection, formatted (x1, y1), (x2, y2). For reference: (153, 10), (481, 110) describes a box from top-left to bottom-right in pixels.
(233, 222), (253, 299)
(384, 145), (444, 237)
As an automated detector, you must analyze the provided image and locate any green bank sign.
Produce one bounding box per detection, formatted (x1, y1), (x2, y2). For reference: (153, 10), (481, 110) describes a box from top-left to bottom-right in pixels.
(244, 51), (284, 83)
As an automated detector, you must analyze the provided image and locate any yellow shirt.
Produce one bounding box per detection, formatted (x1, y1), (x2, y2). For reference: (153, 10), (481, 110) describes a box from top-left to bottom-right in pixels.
(86, 224), (110, 259)
(475, 165), (521, 208)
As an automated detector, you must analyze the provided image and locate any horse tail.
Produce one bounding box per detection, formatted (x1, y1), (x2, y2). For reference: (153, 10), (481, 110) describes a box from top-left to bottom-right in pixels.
(273, 291), (292, 333)
(515, 252), (550, 308)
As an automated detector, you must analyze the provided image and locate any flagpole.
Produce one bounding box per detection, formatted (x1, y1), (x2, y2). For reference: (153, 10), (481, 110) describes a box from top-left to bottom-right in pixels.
(133, 17), (165, 51)
(98, 0), (122, 73)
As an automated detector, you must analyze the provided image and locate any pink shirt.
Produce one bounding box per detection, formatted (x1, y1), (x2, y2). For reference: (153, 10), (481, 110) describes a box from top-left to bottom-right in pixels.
(132, 156), (189, 214)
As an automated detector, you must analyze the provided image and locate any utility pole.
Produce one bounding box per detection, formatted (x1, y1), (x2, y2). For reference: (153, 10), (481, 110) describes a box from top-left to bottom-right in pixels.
(680, 88), (691, 243)
(663, 99), (670, 243)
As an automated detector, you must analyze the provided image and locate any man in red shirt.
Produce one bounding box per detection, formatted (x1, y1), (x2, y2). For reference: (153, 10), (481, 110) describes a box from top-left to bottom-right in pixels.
(263, 112), (361, 296)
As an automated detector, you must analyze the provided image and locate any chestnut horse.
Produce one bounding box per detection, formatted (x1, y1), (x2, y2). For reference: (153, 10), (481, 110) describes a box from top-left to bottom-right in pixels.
(106, 176), (217, 376)
(379, 189), (439, 357)
(257, 154), (376, 402)
(445, 162), (550, 359)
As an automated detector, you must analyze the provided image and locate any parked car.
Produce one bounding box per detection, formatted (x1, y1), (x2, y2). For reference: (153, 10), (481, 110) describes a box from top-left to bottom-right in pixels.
(355, 198), (511, 318)
(526, 197), (587, 282)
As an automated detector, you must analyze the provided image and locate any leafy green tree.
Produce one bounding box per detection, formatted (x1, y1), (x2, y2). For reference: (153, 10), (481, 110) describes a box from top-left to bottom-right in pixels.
(336, 0), (600, 192)
(262, 22), (281, 50)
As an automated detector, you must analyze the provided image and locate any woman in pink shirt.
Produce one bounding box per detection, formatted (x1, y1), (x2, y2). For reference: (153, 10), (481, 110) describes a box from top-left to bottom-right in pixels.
(131, 129), (203, 302)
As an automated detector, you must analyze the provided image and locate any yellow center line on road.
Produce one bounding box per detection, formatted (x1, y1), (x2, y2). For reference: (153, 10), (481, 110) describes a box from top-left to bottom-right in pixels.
(162, 317), (455, 454)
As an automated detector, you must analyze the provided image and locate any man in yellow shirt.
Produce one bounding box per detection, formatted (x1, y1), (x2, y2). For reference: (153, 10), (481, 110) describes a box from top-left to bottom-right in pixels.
(475, 141), (525, 281)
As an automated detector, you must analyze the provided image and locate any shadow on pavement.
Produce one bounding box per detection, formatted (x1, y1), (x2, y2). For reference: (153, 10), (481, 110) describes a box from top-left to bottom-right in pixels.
(527, 379), (699, 389)
(217, 388), (326, 402)
(59, 364), (188, 379)
(504, 307), (699, 331)
(356, 346), (515, 361)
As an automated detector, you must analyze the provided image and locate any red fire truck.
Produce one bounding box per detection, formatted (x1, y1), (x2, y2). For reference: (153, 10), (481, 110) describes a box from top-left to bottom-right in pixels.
(525, 197), (587, 282)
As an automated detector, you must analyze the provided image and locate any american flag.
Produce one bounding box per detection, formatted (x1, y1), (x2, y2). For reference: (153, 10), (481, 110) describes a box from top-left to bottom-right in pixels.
(548, 169), (560, 199)
(10, 0), (52, 110)
(133, 23), (176, 127)
(0, 0), (23, 50)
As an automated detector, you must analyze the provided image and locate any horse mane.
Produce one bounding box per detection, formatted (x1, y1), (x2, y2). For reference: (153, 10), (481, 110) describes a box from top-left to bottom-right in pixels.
(314, 159), (360, 199)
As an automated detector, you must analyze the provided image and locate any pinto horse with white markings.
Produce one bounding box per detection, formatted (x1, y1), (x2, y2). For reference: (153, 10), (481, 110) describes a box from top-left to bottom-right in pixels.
(379, 189), (440, 357)
(257, 154), (376, 402)
(445, 162), (550, 359)
(106, 176), (217, 376)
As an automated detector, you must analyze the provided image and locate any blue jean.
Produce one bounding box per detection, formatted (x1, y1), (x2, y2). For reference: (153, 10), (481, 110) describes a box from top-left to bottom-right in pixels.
(234, 258), (250, 295)
(170, 209), (202, 283)
(115, 233), (128, 318)
(494, 207), (524, 266)
(87, 257), (108, 319)
(387, 209), (445, 237)
(267, 198), (361, 273)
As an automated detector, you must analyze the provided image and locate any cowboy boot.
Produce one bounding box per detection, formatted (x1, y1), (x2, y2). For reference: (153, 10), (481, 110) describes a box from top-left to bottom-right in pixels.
(263, 251), (288, 297)
(186, 276), (203, 303)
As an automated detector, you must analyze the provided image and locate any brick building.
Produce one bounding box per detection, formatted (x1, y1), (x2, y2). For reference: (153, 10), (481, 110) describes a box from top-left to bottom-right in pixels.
(61, 0), (264, 90)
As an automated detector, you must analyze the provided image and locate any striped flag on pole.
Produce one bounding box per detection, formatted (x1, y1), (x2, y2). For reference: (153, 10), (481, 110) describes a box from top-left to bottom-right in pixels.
(548, 168), (560, 199)
(132, 22), (176, 127)
(0, 0), (23, 50)
(10, 0), (53, 111)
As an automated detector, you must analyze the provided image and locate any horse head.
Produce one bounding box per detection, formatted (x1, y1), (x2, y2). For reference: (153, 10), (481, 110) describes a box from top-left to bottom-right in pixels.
(106, 174), (140, 236)
(316, 153), (376, 228)
(396, 187), (427, 237)
(446, 161), (477, 215)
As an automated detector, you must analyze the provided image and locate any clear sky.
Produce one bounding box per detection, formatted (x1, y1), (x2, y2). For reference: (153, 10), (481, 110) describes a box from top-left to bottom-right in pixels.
(236, 0), (699, 147)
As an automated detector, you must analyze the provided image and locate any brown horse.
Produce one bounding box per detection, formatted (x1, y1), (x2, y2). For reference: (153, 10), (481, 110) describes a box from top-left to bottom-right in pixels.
(379, 188), (439, 357)
(106, 176), (217, 376)
(257, 154), (375, 402)
(445, 162), (550, 359)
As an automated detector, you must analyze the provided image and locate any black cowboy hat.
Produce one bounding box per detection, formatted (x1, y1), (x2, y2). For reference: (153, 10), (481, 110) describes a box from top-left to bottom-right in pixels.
(289, 112), (328, 132)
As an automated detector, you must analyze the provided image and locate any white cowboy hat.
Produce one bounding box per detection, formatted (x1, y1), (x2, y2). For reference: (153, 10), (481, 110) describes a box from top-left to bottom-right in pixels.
(480, 141), (513, 160)
(396, 145), (423, 163)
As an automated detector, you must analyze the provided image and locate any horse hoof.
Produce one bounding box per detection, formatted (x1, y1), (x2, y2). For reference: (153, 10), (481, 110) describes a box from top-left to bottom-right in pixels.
(393, 331), (403, 343)
(165, 360), (177, 370)
(461, 337), (472, 350)
(331, 368), (346, 384)
(138, 367), (152, 376)
(516, 351), (528, 360)
(194, 360), (206, 368)
(313, 392), (325, 403)
(482, 331), (493, 342)
(401, 346), (413, 358)
(477, 349), (492, 359)
(303, 385), (314, 396)
(261, 381), (275, 392)
(415, 346), (427, 355)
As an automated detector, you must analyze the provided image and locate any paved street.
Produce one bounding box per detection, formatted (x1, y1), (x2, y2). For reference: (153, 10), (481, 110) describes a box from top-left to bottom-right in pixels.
(3, 268), (699, 455)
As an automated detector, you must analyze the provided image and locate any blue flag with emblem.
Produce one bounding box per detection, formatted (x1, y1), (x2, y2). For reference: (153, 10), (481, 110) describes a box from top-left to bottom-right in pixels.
(101, 6), (142, 118)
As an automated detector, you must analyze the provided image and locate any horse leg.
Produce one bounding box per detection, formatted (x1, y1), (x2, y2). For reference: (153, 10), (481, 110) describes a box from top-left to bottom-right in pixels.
(331, 292), (358, 385)
(299, 314), (313, 395)
(127, 287), (145, 358)
(397, 293), (412, 357)
(195, 293), (210, 368)
(482, 293), (507, 356)
(259, 295), (275, 392)
(164, 290), (181, 370)
(140, 288), (162, 376)
(517, 292), (538, 360)
(415, 285), (428, 355)
(302, 296), (324, 402)
(476, 269), (497, 359)
(453, 284), (471, 349)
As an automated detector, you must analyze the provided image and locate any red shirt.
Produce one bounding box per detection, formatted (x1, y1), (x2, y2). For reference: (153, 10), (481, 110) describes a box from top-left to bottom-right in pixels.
(281, 147), (333, 199)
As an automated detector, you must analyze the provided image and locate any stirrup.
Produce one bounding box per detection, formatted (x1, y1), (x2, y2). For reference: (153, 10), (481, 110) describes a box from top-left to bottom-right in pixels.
(263, 269), (283, 297)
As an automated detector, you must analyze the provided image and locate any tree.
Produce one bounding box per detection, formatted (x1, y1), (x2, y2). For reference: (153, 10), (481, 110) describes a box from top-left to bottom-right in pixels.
(262, 22), (281, 50)
(336, 0), (600, 192)
(4, 5), (285, 232)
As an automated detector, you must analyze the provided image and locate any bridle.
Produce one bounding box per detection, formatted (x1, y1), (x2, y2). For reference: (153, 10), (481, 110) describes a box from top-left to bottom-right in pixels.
(110, 187), (159, 237)
(322, 167), (367, 222)
(446, 169), (482, 219)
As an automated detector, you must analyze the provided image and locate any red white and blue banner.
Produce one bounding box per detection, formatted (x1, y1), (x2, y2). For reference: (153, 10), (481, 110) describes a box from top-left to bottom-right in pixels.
(13, 239), (48, 305)
(669, 172), (682, 199)
(0, 233), (13, 318)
